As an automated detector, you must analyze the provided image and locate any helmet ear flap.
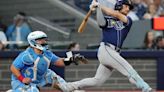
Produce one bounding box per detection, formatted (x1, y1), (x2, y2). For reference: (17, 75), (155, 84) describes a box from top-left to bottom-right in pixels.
(114, 0), (123, 10)
(30, 39), (36, 47)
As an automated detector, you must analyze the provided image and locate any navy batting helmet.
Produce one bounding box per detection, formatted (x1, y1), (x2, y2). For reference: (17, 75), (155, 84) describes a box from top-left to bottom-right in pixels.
(114, 0), (133, 10)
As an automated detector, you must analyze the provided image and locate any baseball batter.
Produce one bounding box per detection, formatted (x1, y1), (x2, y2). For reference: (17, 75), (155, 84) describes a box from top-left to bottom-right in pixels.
(61, 0), (153, 92)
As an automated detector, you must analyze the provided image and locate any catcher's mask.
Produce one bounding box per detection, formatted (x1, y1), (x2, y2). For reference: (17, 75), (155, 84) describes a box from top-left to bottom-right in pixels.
(114, 0), (133, 10)
(27, 31), (48, 51)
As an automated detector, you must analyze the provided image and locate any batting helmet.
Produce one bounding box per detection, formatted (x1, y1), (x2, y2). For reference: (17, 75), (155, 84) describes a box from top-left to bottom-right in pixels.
(114, 0), (133, 10)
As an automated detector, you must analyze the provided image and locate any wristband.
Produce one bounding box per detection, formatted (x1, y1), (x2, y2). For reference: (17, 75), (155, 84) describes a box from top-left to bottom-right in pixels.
(64, 58), (73, 66)
(18, 75), (24, 82)
(64, 51), (73, 66)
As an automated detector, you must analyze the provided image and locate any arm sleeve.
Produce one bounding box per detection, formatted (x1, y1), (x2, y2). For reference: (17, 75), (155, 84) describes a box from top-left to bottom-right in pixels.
(12, 53), (25, 70)
(99, 17), (108, 28)
(97, 7), (106, 27)
(49, 51), (60, 64)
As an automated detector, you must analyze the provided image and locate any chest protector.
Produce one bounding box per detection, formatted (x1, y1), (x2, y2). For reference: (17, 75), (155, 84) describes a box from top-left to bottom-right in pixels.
(22, 50), (51, 82)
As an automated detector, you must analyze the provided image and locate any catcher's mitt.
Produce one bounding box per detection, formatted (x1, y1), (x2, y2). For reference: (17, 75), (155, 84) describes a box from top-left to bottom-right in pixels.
(72, 54), (88, 65)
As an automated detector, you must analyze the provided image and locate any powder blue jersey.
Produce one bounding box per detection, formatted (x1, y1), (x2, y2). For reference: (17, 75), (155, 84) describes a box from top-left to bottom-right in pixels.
(101, 16), (132, 48)
(11, 47), (59, 83)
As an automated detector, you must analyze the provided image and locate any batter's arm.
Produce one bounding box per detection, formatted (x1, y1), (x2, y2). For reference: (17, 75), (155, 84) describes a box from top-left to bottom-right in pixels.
(99, 5), (128, 23)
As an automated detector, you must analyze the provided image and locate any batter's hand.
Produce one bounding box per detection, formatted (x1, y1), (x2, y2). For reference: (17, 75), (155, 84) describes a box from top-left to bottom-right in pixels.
(22, 77), (32, 84)
(89, 0), (99, 11)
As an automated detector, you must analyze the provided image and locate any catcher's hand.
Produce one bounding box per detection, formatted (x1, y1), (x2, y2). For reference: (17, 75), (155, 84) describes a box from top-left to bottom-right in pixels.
(71, 54), (88, 65)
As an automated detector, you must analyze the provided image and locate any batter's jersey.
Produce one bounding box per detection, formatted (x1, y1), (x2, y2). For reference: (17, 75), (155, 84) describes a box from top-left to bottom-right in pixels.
(11, 47), (59, 83)
(101, 16), (132, 48)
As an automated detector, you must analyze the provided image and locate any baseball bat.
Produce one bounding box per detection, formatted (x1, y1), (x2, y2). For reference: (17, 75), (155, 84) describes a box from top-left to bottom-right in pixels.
(78, 8), (93, 33)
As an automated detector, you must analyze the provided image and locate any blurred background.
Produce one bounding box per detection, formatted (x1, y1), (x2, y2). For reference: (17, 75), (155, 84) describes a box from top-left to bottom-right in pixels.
(0, 0), (164, 91)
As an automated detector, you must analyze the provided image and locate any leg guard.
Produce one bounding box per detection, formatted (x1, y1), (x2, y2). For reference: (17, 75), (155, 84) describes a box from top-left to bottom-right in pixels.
(43, 69), (69, 92)
(46, 69), (66, 84)
(11, 80), (39, 92)
(14, 85), (39, 92)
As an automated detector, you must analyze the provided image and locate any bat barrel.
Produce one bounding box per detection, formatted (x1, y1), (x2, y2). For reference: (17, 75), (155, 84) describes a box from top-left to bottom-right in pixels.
(78, 9), (92, 33)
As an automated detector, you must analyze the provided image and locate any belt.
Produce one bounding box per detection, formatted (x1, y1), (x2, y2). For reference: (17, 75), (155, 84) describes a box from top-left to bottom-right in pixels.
(102, 42), (121, 52)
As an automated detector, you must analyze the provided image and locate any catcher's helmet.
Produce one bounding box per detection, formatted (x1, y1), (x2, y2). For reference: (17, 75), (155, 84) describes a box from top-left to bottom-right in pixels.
(114, 0), (133, 10)
(27, 31), (48, 51)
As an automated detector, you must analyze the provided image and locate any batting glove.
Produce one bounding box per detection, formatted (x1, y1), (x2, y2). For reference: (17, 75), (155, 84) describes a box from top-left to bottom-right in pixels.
(89, 0), (99, 11)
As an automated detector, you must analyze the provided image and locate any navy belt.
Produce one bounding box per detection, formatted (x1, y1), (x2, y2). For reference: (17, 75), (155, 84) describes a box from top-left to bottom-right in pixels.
(104, 43), (121, 52)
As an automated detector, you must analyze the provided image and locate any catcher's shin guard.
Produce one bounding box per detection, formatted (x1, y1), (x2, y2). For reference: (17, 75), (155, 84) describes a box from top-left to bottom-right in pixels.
(15, 85), (39, 92)
(51, 73), (69, 92)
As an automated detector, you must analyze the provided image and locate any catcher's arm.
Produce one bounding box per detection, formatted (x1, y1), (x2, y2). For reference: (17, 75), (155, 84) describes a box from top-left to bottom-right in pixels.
(54, 51), (88, 67)
(10, 64), (31, 84)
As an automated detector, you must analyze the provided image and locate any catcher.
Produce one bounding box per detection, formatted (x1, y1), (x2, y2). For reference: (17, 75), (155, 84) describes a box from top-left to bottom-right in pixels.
(9, 31), (88, 92)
